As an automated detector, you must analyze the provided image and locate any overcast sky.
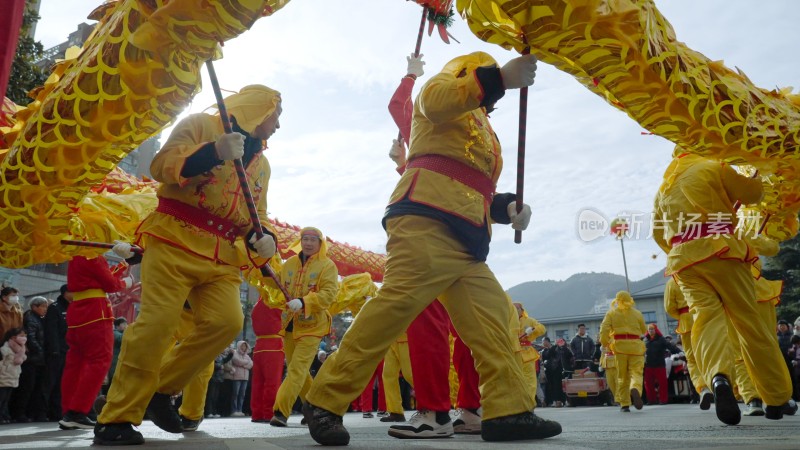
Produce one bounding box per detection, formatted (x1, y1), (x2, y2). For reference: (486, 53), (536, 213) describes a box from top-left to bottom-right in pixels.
(33, 0), (800, 291)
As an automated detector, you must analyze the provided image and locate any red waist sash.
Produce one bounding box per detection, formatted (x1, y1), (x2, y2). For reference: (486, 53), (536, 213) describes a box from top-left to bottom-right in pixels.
(156, 197), (243, 243)
(406, 154), (495, 200)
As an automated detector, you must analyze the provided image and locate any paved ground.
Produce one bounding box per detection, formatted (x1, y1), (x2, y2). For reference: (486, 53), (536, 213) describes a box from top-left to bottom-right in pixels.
(1, 404), (798, 449)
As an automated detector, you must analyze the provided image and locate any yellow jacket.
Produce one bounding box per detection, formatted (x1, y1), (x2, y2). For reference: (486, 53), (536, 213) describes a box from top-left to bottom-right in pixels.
(518, 314), (546, 363)
(137, 112), (271, 267)
(599, 292), (647, 356)
(279, 230), (339, 339)
(653, 154), (761, 275)
(664, 278), (692, 334)
(389, 53), (503, 227)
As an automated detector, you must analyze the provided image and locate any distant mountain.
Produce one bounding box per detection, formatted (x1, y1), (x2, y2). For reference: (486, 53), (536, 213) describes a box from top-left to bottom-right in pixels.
(507, 270), (667, 319)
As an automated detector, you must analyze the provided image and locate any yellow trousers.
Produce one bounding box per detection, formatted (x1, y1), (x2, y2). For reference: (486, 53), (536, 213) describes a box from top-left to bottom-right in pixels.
(615, 354), (644, 408)
(677, 331), (706, 393)
(732, 299), (779, 404)
(604, 366), (618, 403)
(273, 331), (317, 417)
(306, 216), (534, 420)
(521, 360), (538, 401)
(99, 239), (243, 425)
(169, 308), (215, 421)
(382, 341), (413, 415)
(677, 258), (792, 406)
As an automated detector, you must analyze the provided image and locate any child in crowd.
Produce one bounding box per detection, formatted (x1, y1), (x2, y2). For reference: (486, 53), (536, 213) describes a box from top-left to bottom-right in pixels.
(0, 328), (27, 424)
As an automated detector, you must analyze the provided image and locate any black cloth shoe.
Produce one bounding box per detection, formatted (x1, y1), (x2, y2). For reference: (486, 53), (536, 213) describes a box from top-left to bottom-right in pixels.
(712, 375), (741, 425)
(146, 393), (183, 433)
(782, 399), (797, 416)
(765, 405), (783, 420)
(699, 388), (713, 411)
(270, 412), (288, 427)
(93, 422), (145, 446)
(630, 388), (644, 410)
(180, 414), (203, 432)
(481, 411), (562, 442)
(620, 406), (630, 412)
(303, 402), (350, 446)
(380, 413), (406, 422)
(59, 411), (96, 430)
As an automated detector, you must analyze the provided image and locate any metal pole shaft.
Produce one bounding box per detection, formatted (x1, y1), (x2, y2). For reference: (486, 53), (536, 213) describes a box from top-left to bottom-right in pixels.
(620, 238), (630, 292)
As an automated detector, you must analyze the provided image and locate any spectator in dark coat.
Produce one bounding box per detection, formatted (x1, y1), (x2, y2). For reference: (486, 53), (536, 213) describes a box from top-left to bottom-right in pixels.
(570, 324), (595, 370)
(12, 297), (50, 422)
(44, 286), (71, 420)
(643, 324), (679, 405)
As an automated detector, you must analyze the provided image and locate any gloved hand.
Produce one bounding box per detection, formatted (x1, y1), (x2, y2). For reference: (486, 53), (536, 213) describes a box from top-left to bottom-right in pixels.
(112, 240), (134, 259)
(507, 202), (532, 231)
(524, 326), (534, 335)
(288, 298), (304, 312)
(215, 132), (246, 161)
(407, 53), (425, 78)
(249, 233), (276, 259)
(122, 276), (134, 289)
(500, 54), (538, 90)
(389, 139), (406, 166)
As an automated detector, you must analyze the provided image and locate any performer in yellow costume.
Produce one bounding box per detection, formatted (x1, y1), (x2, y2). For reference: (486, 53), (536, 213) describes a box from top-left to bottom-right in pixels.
(653, 152), (793, 425)
(599, 344), (617, 406)
(304, 51), (561, 446)
(269, 227), (338, 427)
(381, 330), (413, 422)
(514, 302), (546, 400)
(95, 85), (281, 445)
(664, 278), (712, 409)
(599, 291), (647, 413)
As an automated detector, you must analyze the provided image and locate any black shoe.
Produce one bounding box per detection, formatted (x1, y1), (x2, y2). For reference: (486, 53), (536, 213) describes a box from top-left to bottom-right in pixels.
(699, 388), (713, 411)
(481, 411), (562, 442)
(270, 412), (288, 427)
(620, 406), (630, 412)
(303, 402), (350, 446)
(94, 394), (107, 416)
(300, 416), (308, 426)
(630, 388), (644, 410)
(712, 375), (741, 425)
(765, 405), (784, 420)
(59, 411), (96, 430)
(377, 411), (388, 417)
(362, 412), (374, 418)
(145, 393), (183, 433)
(782, 399), (798, 416)
(180, 414), (203, 432)
(93, 422), (145, 446)
(380, 413), (406, 422)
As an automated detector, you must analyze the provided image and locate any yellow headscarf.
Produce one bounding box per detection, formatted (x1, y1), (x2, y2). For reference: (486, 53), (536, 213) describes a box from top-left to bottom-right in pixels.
(612, 291), (635, 310)
(208, 84), (281, 135)
(441, 51), (498, 78)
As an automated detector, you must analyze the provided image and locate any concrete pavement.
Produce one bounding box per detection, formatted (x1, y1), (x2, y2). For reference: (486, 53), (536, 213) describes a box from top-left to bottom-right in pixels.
(1, 403), (798, 449)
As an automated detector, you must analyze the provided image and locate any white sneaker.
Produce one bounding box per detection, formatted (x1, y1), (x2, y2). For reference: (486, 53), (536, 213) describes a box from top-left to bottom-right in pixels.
(388, 410), (454, 439)
(743, 399), (765, 416)
(452, 409), (481, 434)
(232, 412), (245, 417)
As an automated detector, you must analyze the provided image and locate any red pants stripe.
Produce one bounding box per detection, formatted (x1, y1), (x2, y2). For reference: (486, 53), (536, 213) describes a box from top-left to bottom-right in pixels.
(644, 366), (669, 404)
(407, 300), (480, 411)
(61, 320), (113, 414)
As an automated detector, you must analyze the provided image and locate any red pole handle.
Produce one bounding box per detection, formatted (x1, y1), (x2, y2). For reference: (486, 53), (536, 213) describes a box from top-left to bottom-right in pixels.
(205, 60), (292, 303)
(514, 46), (531, 244)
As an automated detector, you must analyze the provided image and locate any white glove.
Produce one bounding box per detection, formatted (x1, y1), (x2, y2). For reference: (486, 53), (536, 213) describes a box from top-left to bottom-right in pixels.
(112, 240), (134, 259)
(389, 139), (406, 165)
(215, 132), (246, 161)
(288, 298), (304, 312)
(249, 233), (276, 259)
(500, 54), (538, 90)
(407, 53), (425, 78)
(122, 276), (134, 289)
(507, 202), (532, 231)
(524, 326), (534, 335)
